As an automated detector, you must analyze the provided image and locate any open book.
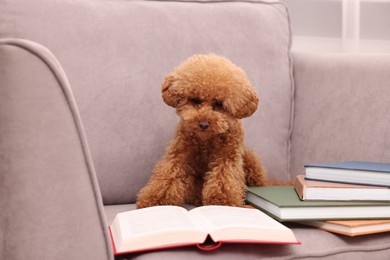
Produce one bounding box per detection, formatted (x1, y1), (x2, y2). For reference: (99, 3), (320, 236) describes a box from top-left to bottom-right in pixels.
(109, 205), (299, 254)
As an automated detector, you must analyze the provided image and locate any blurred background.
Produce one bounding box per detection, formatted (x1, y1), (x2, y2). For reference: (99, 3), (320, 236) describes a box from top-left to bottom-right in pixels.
(283, 0), (390, 53)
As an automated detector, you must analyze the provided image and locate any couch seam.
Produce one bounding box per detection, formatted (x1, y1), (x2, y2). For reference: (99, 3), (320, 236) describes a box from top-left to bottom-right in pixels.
(275, 1), (295, 180)
(284, 243), (390, 260)
(0, 38), (114, 260)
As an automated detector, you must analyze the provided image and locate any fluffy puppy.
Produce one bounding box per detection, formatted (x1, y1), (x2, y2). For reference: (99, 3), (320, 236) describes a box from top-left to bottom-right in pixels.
(136, 54), (268, 208)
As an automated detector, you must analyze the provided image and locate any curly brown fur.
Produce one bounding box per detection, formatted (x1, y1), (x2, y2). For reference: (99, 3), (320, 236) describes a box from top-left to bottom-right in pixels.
(136, 54), (268, 208)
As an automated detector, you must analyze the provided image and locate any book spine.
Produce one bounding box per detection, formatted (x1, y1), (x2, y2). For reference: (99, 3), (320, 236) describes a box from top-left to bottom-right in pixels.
(293, 177), (305, 200)
(196, 241), (222, 251)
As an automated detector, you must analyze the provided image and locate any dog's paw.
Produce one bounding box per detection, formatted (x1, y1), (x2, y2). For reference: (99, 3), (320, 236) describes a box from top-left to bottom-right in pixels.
(136, 185), (186, 208)
(135, 198), (156, 209)
(202, 194), (245, 207)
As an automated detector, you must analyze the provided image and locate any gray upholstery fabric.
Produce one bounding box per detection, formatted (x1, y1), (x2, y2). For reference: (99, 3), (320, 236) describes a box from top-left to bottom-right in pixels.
(0, 0), (293, 204)
(0, 39), (113, 260)
(291, 52), (390, 177)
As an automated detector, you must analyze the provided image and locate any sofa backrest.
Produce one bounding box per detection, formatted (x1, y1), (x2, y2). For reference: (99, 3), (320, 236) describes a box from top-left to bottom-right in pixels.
(291, 53), (390, 176)
(0, 0), (293, 204)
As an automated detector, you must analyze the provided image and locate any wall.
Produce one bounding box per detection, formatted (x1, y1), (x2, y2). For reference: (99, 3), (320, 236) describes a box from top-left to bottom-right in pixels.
(283, 0), (390, 53)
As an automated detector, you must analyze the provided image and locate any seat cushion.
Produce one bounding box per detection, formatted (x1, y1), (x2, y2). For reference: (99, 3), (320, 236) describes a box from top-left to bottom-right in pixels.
(0, 0), (293, 204)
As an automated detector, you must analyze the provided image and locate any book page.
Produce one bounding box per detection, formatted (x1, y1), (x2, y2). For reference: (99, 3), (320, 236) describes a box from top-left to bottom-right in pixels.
(118, 206), (204, 238)
(111, 206), (207, 253)
(189, 206), (298, 243)
(189, 206), (284, 230)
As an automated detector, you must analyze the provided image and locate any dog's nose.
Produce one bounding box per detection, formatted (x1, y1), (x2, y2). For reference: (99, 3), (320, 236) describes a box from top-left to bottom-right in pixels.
(198, 121), (210, 130)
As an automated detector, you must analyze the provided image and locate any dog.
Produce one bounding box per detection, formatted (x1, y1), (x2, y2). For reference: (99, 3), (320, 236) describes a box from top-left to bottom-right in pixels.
(136, 54), (268, 208)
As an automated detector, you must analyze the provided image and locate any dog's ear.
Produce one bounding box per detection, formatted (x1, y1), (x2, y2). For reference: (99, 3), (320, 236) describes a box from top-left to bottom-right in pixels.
(161, 74), (179, 107)
(225, 83), (259, 119)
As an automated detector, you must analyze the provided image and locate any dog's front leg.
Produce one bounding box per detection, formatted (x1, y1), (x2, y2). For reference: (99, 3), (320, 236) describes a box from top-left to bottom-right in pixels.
(202, 153), (247, 207)
(136, 157), (194, 208)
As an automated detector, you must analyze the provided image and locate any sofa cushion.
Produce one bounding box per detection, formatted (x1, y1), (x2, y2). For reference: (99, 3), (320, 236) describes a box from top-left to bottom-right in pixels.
(291, 52), (390, 176)
(0, 0), (293, 204)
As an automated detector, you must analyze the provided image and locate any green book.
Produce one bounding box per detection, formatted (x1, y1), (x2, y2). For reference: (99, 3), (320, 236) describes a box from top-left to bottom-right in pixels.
(246, 186), (390, 221)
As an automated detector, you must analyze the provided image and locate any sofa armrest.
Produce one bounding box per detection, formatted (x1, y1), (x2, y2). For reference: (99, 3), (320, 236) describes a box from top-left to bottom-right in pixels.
(290, 52), (390, 176)
(0, 39), (113, 260)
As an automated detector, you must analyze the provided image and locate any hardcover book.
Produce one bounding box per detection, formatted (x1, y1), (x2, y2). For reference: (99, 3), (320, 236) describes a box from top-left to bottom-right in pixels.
(246, 186), (390, 221)
(294, 175), (390, 201)
(304, 161), (390, 187)
(295, 219), (390, 237)
(109, 205), (299, 254)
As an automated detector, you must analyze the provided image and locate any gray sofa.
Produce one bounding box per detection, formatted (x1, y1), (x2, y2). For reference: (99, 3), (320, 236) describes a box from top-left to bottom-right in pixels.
(1, 0), (390, 259)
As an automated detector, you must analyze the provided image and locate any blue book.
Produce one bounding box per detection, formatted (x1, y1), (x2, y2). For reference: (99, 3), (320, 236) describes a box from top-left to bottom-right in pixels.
(304, 161), (390, 187)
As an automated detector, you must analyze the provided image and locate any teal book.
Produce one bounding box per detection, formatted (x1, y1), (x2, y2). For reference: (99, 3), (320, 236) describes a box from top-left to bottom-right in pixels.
(304, 161), (390, 187)
(246, 186), (390, 221)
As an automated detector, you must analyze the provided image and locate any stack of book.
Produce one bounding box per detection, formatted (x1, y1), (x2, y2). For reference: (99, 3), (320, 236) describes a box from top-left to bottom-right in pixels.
(246, 161), (390, 237)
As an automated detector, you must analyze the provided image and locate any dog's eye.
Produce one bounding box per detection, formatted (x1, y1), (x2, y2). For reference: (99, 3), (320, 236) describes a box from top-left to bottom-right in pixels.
(190, 98), (202, 105)
(214, 101), (223, 109)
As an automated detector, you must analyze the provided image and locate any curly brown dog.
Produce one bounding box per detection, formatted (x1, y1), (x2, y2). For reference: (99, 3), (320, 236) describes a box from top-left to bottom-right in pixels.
(136, 54), (268, 208)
